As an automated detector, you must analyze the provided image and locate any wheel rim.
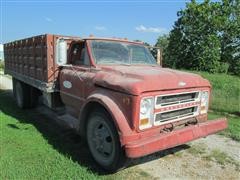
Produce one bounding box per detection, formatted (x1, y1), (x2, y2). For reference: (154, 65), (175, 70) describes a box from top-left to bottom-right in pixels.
(87, 116), (115, 166)
(15, 82), (23, 108)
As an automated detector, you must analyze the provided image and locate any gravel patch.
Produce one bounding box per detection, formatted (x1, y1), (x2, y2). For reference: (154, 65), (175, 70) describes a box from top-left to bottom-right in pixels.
(135, 135), (240, 179)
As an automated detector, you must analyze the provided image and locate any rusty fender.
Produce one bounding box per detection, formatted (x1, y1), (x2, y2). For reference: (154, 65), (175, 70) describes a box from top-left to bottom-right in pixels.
(78, 92), (134, 145)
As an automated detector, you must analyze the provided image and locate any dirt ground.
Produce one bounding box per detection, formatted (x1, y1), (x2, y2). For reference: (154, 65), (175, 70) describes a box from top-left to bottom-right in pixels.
(0, 72), (12, 90)
(132, 135), (240, 180)
(1, 74), (240, 179)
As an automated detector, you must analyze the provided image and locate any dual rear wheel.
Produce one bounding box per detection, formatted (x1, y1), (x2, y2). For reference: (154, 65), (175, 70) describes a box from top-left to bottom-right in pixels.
(13, 78), (39, 109)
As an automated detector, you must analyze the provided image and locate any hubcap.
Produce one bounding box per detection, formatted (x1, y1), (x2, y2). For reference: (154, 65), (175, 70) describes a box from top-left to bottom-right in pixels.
(87, 116), (115, 166)
(91, 122), (113, 157)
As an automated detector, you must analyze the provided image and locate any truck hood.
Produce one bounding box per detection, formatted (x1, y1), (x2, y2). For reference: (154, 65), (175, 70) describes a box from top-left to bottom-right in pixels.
(94, 65), (210, 95)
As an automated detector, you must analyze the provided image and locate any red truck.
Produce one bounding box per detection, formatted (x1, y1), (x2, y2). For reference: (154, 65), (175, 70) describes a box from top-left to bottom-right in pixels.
(4, 34), (227, 171)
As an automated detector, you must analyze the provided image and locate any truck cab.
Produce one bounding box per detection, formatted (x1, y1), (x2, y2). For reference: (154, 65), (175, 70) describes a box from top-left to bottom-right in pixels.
(58, 38), (227, 171)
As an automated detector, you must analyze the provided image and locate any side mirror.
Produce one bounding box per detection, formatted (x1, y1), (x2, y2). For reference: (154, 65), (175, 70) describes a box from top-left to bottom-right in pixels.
(55, 38), (67, 65)
(156, 49), (162, 66)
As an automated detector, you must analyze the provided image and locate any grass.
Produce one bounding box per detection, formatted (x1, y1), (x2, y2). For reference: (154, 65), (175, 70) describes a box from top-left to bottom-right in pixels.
(0, 90), (153, 179)
(0, 91), (99, 179)
(203, 149), (240, 170)
(0, 61), (4, 71)
(185, 71), (240, 142)
(204, 149), (231, 165)
(187, 145), (240, 170)
(208, 112), (240, 141)
(189, 71), (240, 114)
(187, 143), (206, 155)
(186, 144), (240, 170)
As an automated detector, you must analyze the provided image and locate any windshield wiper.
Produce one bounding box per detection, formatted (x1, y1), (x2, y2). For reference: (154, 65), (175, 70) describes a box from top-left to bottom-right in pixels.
(118, 63), (131, 66)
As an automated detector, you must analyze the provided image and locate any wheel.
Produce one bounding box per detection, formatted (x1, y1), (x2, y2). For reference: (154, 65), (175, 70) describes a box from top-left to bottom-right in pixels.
(12, 78), (17, 98)
(14, 80), (39, 109)
(86, 109), (126, 172)
(15, 80), (30, 108)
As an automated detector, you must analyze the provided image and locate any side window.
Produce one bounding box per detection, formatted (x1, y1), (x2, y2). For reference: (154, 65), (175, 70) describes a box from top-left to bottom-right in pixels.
(71, 44), (81, 64)
(71, 42), (90, 66)
(83, 48), (90, 65)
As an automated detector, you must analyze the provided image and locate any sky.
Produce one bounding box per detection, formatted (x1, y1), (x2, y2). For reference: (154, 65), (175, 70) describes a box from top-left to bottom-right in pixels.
(1, 0), (195, 45)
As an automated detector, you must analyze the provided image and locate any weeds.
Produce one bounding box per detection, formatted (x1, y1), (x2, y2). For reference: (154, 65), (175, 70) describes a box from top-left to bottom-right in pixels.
(187, 144), (206, 155)
(203, 149), (240, 170)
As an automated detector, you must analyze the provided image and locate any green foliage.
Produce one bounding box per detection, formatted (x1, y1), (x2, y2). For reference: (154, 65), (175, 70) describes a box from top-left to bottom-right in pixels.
(220, 0), (240, 75)
(162, 0), (240, 75)
(0, 60), (4, 70)
(154, 34), (169, 64)
(197, 35), (221, 73)
(218, 62), (230, 74)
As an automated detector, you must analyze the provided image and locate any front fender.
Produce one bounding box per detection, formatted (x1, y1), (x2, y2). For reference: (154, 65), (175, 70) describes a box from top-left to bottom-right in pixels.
(79, 91), (135, 145)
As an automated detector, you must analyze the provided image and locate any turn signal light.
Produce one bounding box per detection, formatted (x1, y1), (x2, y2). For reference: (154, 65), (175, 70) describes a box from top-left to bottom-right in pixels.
(140, 118), (149, 126)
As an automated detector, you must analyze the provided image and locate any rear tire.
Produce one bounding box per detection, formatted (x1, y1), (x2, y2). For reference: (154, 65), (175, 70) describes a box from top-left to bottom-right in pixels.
(86, 109), (126, 172)
(13, 79), (39, 109)
(12, 78), (17, 98)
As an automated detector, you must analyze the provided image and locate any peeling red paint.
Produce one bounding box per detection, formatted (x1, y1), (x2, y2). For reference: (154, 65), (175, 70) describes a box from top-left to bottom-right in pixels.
(94, 65), (210, 95)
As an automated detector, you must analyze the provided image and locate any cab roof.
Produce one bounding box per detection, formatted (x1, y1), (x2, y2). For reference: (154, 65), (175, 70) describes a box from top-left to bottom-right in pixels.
(83, 37), (145, 45)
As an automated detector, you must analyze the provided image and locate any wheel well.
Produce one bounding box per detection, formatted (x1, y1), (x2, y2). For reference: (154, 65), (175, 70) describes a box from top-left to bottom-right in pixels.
(13, 78), (42, 97)
(79, 101), (116, 138)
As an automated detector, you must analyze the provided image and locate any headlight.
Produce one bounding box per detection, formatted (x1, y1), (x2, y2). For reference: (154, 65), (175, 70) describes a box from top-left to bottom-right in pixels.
(139, 97), (154, 130)
(200, 91), (209, 114)
(140, 98), (152, 115)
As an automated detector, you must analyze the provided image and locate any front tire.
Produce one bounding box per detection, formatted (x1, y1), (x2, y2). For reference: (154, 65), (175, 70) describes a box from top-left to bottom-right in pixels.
(86, 109), (126, 172)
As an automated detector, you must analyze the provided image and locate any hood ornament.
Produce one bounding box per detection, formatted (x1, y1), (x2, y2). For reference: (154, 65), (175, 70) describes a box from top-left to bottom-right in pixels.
(178, 81), (186, 87)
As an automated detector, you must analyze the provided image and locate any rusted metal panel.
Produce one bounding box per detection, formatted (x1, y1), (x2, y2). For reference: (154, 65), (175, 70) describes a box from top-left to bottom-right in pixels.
(125, 118), (227, 158)
(4, 34), (79, 84)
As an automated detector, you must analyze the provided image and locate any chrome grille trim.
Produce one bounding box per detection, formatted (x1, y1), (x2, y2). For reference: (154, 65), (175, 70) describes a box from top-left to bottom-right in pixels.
(154, 91), (201, 126)
(154, 106), (198, 125)
(155, 91), (200, 109)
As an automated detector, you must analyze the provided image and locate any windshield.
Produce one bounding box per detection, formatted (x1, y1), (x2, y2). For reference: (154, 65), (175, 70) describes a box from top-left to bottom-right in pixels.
(89, 40), (157, 65)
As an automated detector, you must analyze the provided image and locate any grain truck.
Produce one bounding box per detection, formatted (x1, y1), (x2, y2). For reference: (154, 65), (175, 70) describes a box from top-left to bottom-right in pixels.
(4, 34), (227, 171)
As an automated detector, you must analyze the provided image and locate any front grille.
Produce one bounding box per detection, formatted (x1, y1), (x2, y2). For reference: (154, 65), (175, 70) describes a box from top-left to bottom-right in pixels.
(156, 92), (199, 107)
(155, 107), (198, 123)
(154, 91), (200, 125)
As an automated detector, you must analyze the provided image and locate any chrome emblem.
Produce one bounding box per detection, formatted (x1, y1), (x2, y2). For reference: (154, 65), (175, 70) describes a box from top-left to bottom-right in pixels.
(178, 81), (186, 87)
(63, 80), (72, 89)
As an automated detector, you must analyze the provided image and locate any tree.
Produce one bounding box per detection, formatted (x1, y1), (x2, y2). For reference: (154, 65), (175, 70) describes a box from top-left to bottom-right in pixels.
(165, 0), (240, 75)
(154, 34), (170, 66)
(220, 0), (240, 75)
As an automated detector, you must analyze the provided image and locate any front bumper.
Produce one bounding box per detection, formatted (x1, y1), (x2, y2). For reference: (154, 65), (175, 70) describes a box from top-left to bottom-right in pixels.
(125, 118), (227, 158)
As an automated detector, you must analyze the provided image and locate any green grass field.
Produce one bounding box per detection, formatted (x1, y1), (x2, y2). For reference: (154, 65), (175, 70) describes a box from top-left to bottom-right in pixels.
(189, 71), (240, 141)
(0, 90), (151, 179)
(190, 71), (240, 114)
(0, 91), (99, 179)
(208, 112), (240, 141)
